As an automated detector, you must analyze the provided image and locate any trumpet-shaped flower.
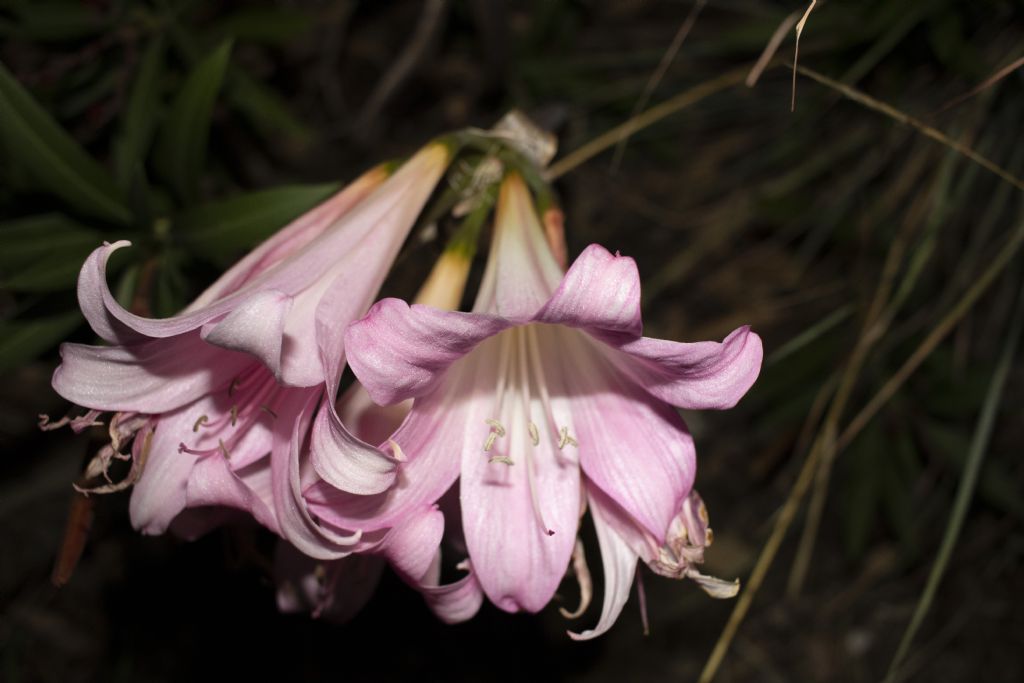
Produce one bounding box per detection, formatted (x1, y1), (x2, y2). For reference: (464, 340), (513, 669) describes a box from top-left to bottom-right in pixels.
(50, 143), (450, 553)
(307, 173), (762, 636)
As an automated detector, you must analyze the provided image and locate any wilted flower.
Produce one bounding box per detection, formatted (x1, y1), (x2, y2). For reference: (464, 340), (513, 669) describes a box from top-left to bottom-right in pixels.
(307, 172), (762, 637)
(49, 143), (450, 554)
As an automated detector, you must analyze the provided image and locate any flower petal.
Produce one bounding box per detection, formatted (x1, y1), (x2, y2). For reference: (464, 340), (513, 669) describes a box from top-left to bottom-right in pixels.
(190, 166), (388, 310)
(561, 332), (695, 541)
(310, 403), (400, 495)
(277, 142), (451, 387)
(460, 345), (581, 613)
(53, 333), (251, 413)
(74, 146), (447, 386)
(378, 506), (445, 583)
(271, 389), (360, 560)
(607, 325), (763, 410)
(472, 173), (564, 318)
(186, 455), (278, 533)
(419, 564), (485, 625)
(310, 382), (408, 495)
(304, 370), (466, 532)
(568, 491), (640, 641)
(76, 241), (268, 343)
(201, 290), (292, 379)
(535, 244), (642, 337)
(337, 382), (411, 446)
(345, 298), (509, 405)
(129, 413), (199, 535)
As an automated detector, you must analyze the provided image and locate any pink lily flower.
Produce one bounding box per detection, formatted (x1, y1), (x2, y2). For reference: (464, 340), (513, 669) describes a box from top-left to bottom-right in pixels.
(307, 172), (762, 636)
(275, 383), (485, 624)
(50, 143), (451, 557)
(274, 236), (492, 623)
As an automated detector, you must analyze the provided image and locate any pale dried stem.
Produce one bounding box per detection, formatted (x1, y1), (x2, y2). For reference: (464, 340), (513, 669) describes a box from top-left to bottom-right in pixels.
(788, 181), (933, 597)
(795, 65), (1024, 192)
(747, 11), (799, 87)
(935, 53), (1024, 114)
(700, 62), (1024, 682)
(701, 210), (1024, 682)
(791, 0), (818, 111)
(545, 67), (748, 181)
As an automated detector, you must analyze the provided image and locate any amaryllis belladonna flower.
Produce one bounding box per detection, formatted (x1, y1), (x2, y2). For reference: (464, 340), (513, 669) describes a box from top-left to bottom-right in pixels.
(306, 172), (762, 637)
(274, 233), (494, 623)
(48, 143), (450, 556)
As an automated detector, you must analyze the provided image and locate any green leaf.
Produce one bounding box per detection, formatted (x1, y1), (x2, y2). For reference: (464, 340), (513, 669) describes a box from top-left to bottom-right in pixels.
(114, 37), (166, 190)
(217, 8), (313, 44)
(154, 40), (233, 202)
(175, 182), (340, 265)
(0, 214), (101, 269)
(1, 1), (105, 41)
(152, 251), (188, 318)
(167, 26), (309, 142)
(918, 419), (1024, 522)
(113, 263), (140, 310)
(842, 423), (883, 560)
(3, 251), (89, 291)
(0, 61), (131, 224)
(881, 431), (919, 547)
(226, 69), (310, 141)
(0, 310), (81, 374)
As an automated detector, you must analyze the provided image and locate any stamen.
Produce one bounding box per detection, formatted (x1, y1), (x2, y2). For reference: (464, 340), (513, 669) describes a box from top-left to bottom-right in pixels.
(228, 377), (241, 397)
(528, 421), (540, 446)
(525, 325), (562, 442)
(192, 415), (209, 432)
(559, 539), (593, 619)
(488, 455), (515, 465)
(483, 418), (506, 452)
(229, 405), (239, 427)
(387, 439), (407, 462)
(218, 439), (230, 459)
(557, 426), (578, 449)
(517, 327), (554, 538)
(259, 405), (278, 419)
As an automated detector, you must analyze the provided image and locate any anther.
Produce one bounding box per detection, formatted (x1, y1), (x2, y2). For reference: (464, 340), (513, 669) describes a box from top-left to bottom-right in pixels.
(259, 405), (278, 419)
(228, 377), (241, 397)
(387, 439), (407, 462)
(484, 418), (506, 436)
(528, 422), (540, 446)
(488, 455), (514, 466)
(557, 426), (578, 449)
(218, 439), (230, 459)
(483, 432), (498, 452)
(192, 415), (209, 432)
(229, 405), (239, 427)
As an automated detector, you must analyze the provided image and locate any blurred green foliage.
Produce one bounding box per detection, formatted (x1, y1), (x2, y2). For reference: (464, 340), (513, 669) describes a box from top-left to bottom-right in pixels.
(0, 0), (327, 372)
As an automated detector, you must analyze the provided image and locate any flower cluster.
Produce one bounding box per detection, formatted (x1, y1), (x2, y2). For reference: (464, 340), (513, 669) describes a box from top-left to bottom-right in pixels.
(48, 130), (762, 637)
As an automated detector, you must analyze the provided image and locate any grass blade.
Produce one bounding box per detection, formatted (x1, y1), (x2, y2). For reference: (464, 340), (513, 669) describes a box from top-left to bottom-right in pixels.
(884, 280), (1024, 680)
(0, 61), (130, 224)
(154, 40), (233, 202)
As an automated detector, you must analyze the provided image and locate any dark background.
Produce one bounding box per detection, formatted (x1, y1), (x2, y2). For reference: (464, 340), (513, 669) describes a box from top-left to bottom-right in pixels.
(2, 1), (1023, 681)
